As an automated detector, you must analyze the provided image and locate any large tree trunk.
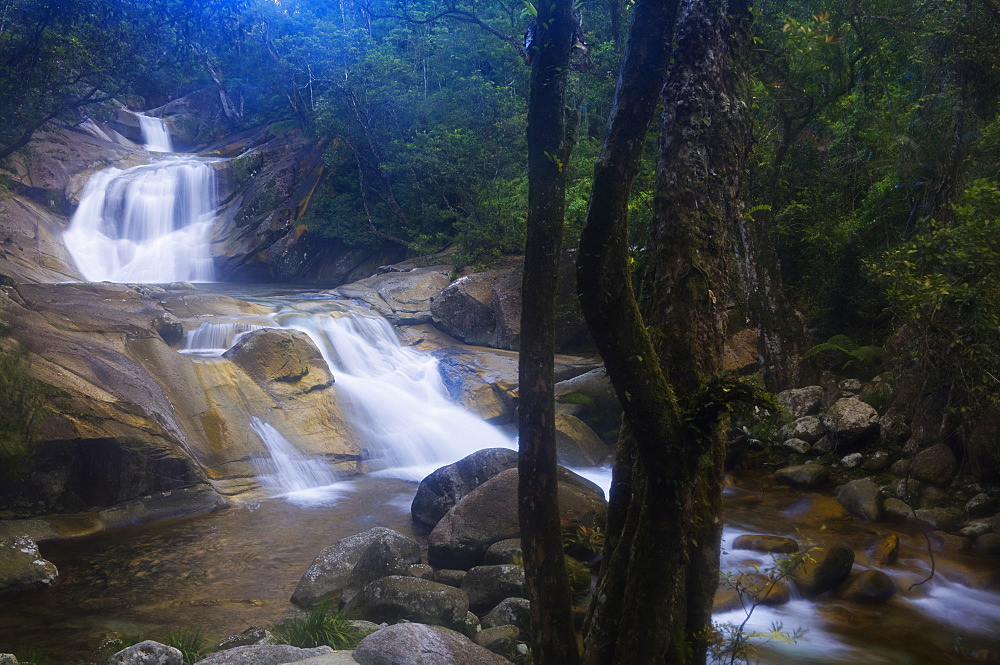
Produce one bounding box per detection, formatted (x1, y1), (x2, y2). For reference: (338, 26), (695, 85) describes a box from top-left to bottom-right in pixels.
(517, 0), (582, 663)
(578, 0), (753, 663)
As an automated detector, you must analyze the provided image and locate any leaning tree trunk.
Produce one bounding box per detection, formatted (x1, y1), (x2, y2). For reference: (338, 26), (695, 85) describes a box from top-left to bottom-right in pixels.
(578, 1), (754, 663)
(517, 0), (582, 663)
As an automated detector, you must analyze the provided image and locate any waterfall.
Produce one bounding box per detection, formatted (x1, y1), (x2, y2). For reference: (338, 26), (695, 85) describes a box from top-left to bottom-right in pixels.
(181, 322), (269, 356)
(250, 417), (340, 496)
(274, 305), (516, 481)
(138, 114), (173, 152)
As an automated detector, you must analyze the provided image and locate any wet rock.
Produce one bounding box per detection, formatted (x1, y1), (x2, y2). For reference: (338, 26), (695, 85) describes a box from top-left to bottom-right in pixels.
(353, 622), (510, 665)
(775, 464), (830, 489)
(967, 494), (998, 519)
(193, 645), (333, 665)
(791, 545), (855, 597)
(821, 398), (879, 449)
(837, 478), (882, 521)
(731, 535), (799, 554)
(428, 467), (606, 569)
(224, 328), (333, 394)
(0, 536), (58, 593)
(435, 569), (467, 588)
(777, 386), (824, 419)
(482, 598), (531, 637)
(484, 539), (522, 565)
(736, 573), (791, 606)
(881, 497), (912, 523)
(975, 533), (1000, 556)
(291, 527), (421, 607)
(554, 413), (611, 467)
(866, 533), (899, 565)
(343, 575), (470, 632)
(335, 267), (452, 324)
(913, 508), (963, 532)
(473, 625), (521, 659)
(781, 438), (812, 455)
(777, 416), (825, 444)
(782, 494), (851, 525)
(928, 531), (972, 552)
(109, 641), (182, 665)
(411, 449), (519, 528)
(555, 367), (618, 414)
(838, 570), (895, 603)
(909, 444), (958, 485)
(153, 313), (184, 345)
(461, 565), (527, 614)
(216, 626), (274, 650)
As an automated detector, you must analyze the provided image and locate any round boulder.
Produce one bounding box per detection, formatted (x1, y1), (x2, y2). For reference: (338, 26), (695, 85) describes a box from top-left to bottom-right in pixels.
(731, 535), (799, 554)
(554, 413), (611, 467)
(775, 464), (830, 490)
(865, 533), (899, 566)
(838, 570), (895, 603)
(777, 386), (824, 419)
(820, 398), (879, 449)
(791, 545), (855, 597)
(224, 328), (333, 395)
(484, 539), (522, 565)
(837, 478), (882, 521)
(461, 564), (528, 614)
(481, 597), (531, 637)
(343, 576), (470, 631)
(411, 448), (519, 528)
(473, 625), (521, 659)
(353, 622), (510, 665)
(909, 444), (958, 485)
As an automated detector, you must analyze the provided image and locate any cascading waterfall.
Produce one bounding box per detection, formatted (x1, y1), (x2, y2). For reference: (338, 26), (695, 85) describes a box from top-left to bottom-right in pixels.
(137, 114), (173, 152)
(181, 322), (269, 356)
(63, 113), (218, 283)
(250, 417), (339, 495)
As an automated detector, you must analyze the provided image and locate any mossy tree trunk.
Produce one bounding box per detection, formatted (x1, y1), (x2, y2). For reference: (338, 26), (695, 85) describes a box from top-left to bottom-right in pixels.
(577, 0), (753, 663)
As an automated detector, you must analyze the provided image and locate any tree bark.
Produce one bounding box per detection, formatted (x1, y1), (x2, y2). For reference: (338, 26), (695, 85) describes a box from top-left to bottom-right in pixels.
(517, 0), (582, 663)
(578, 1), (753, 663)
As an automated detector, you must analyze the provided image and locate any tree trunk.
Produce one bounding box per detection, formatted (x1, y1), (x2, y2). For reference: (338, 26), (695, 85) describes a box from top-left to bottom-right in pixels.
(578, 1), (754, 663)
(517, 0), (582, 663)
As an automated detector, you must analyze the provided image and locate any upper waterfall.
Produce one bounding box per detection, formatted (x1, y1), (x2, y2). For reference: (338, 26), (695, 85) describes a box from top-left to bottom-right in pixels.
(137, 114), (173, 153)
(64, 115), (219, 283)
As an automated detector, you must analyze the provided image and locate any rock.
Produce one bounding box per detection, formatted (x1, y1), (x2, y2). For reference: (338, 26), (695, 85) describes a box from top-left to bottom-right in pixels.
(192, 645), (333, 665)
(343, 576), (470, 631)
(821, 398), (879, 449)
(554, 414), (611, 467)
(892, 478), (921, 501)
(430, 272), (503, 346)
(224, 328), (333, 396)
(0, 536), (58, 593)
(777, 386), (824, 419)
(881, 498), (912, 523)
(837, 478), (882, 521)
(775, 464), (830, 489)
(352, 622), (510, 665)
(153, 313), (184, 345)
(838, 570), (895, 603)
(461, 565), (528, 614)
(928, 531), (972, 552)
(473, 625), (521, 659)
(428, 467), (606, 569)
(335, 267), (453, 324)
(919, 486), (950, 508)
(291, 527), (421, 607)
(409, 564), (435, 580)
(791, 545), (855, 597)
(866, 533), (899, 566)
(484, 539), (522, 565)
(0, 655), (15, 665)
(554, 368), (618, 414)
(840, 452), (864, 469)
(780, 438), (812, 455)
(731, 535), (799, 554)
(349, 620), (383, 639)
(782, 494), (850, 524)
(481, 598), (531, 638)
(216, 626), (274, 650)
(777, 416), (825, 444)
(735, 573), (791, 606)
(913, 508), (963, 532)
(109, 641), (183, 665)
(839, 378), (864, 394)
(435, 569), (467, 588)
(975, 533), (1000, 556)
(967, 494), (998, 519)
(879, 411), (911, 446)
(411, 449), (519, 528)
(910, 444), (958, 485)
(861, 451), (892, 472)
(960, 522), (993, 539)
(342, 537), (421, 604)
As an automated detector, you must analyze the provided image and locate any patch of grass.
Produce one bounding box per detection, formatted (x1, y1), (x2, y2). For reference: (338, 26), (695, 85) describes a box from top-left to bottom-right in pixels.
(272, 603), (363, 650)
(165, 628), (211, 665)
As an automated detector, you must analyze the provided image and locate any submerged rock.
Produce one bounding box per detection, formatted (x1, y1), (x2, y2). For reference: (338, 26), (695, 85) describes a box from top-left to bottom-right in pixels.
(731, 535), (799, 554)
(352, 622), (509, 665)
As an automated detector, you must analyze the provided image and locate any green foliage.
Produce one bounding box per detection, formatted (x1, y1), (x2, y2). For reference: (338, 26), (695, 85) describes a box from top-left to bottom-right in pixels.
(164, 629), (211, 665)
(272, 603), (363, 650)
(802, 334), (885, 377)
(12, 643), (48, 665)
(555, 392), (595, 407)
(562, 524), (605, 555)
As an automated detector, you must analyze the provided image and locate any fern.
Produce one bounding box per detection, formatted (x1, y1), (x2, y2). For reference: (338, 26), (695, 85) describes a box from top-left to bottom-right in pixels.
(802, 335), (884, 374)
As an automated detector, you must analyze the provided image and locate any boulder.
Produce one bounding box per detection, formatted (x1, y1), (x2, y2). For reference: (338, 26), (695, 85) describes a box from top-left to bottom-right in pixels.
(554, 414), (611, 467)
(352, 622), (510, 665)
(959, 522), (993, 540)
(335, 267), (453, 324)
(837, 478), (882, 521)
(411, 449), (519, 528)
(554, 367), (618, 413)
(735, 573), (791, 606)
(430, 270), (506, 346)
(966, 494), (998, 519)
(481, 598), (531, 638)
(782, 494), (850, 524)
(838, 570), (895, 603)
(216, 627), (274, 650)
(109, 641), (182, 665)
(731, 535), (799, 554)
(777, 416), (825, 444)
(435, 569), (467, 588)
(484, 539), (523, 565)
(840, 452), (864, 469)
(192, 646), (333, 665)
(777, 386), (824, 419)
(861, 451), (892, 472)
(0, 536), (58, 593)
(428, 467), (606, 570)
(774, 464), (830, 489)
(881, 498), (912, 523)
(919, 486), (949, 509)
(974, 533), (1000, 556)
(224, 329), (333, 396)
(791, 545), (855, 597)
(291, 527), (421, 607)
(865, 533), (899, 566)
(342, 537), (421, 604)
(821, 398), (879, 449)
(343, 576), (470, 632)
(928, 531), (972, 552)
(473, 625), (521, 659)
(461, 565), (528, 614)
(913, 508), (963, 532)
(780, 438), (811, 455)
(909, 444), (958, 485)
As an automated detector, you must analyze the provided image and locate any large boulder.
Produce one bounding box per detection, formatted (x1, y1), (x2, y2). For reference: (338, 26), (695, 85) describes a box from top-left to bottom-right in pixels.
(343, 576), (470, 632)
(224, 328), (333, 397)
(109, 641), (182, 665)
(335, 267), (452, 325)
(428, 467), (606, 569)
(411, 449), (520, 528)
(774, 464), (830, 489)
(192, 645), (333, 665)
(909, 443), (958, 485)
(0, 536), (58, 593)
(838, 570), (895, 603)
(777, 386), (824, 419)
(461, 565), (528, 614)
(430, 268), (509, 347)
(352, 622), (510, 665)
(291, 527), (421, 607)
(837, 478), (882, 521)
(777, 416), (826, 444)
(791, 545), (855, 597)
(554, 414), (611, 467)
(481, 597), (531, 637)
(821, 398), (879, 449)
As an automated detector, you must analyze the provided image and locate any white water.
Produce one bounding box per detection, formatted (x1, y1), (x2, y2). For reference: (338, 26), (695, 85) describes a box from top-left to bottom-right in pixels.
(138, 114), (173, 152)
(250, 417), (342, 498)
(181, 322), (269, 356)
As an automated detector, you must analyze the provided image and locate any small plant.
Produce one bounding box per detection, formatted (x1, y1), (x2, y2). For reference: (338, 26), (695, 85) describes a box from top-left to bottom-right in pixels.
(272, 603), (363, 650)
(802, 334), (884, 378)
(165, 628), (211, 665)
(562, 524), (605, 557)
